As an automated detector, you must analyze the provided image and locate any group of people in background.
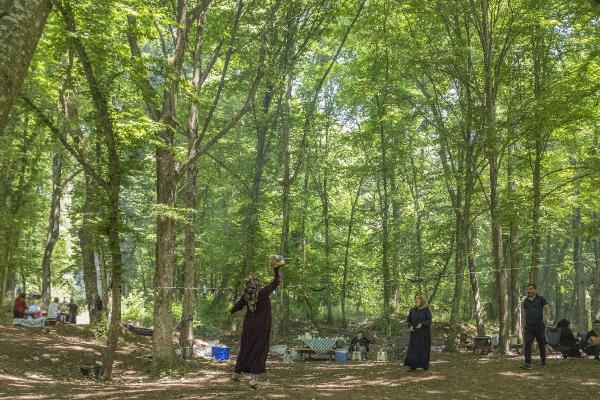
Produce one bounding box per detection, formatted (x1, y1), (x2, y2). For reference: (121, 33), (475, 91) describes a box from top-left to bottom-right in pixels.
(228, 255), (434, 390)
(228, 262), (598, 390)
(521, 283), (600, 369)
(12, 293), (78, 323)
(557, 318), (600, 361)
(12, 255), (597, 392)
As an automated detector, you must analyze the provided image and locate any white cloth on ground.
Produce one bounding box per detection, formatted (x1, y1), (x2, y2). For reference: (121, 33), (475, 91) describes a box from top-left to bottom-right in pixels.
(13, 318), (45, 327)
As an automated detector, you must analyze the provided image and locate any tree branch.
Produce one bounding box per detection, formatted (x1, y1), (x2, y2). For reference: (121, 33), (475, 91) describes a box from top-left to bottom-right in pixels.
(22, 97), (109, 191)
(126, 15), (162, 121)
(177, 0), (274, 178)
(290, 0), (367, 185)
(59, 168), (83, 191)
(195, 0), (243, 149)
(542, 173), (594, 201)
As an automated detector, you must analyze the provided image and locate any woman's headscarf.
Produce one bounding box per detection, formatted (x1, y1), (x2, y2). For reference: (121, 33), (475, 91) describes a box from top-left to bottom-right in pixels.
(557, 319), (570, 328)
(415, 294), (428, 310)
(270, 255), (285, 266)
(244, 274), (262, 314)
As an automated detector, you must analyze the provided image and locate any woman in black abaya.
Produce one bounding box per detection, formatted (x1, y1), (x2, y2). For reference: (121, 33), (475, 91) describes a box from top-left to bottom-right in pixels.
(230, 255), (284, 389)
(404, 294), (432, 372)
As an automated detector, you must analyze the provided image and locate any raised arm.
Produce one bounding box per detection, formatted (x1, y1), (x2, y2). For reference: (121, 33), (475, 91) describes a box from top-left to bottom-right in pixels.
(261, 266), (282, 296)
(230, 296), (246, 314)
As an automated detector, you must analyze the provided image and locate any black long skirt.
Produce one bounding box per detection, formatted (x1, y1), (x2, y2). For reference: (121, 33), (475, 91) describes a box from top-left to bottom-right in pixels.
(403, 328), (431, 369)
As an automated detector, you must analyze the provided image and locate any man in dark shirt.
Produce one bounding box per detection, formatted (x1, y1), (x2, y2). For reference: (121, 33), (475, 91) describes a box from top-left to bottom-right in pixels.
(584, 320), (600, 361)
(68, 297), (78, 324)
(520, 283), (551, 370)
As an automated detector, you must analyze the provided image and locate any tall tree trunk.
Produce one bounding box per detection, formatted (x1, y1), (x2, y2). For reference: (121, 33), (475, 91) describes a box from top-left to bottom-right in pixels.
(0, 122), (33, 307)
(179, 12), (206, 359)
(390, 171), (401, 312)
(56, 0), (124, 379)
(468, 226), (485, 336)
(541, 237), (552, 298)
(593, 130), (600, 322)
(79, 175), (100, 324)
(321, 122), (333, 324)
(102, 194), (123, 380)
(376, 94), (391, 334)
(96, 242), (109, 316)
(530, 142), (542, 284)
(153, 132), (178, 370)
(572, 204), (587, 331)
(279, 40), (295, 338)
(552, 243), (568, 320)
(507, 145), (521, 339)
(440, 139), (465, 351)
(242, 85), (274, 276)
(41, 152), (62, 305)
(555, 272), (563, 321)
(593, 235), (600, 322)
(180, 152), (198, 358)
(96, 89), (123, 380)
(447, 210), (466, 350)
(509, 219), (521, 339)
(409, 154), (425, 293)
(341, 176), (363, 327)
(530, 23), (546, 284)
(0, 0), (52, 132)
(480, 0), (510, 354)
(151, 0), (195, 371)
(300, 161), (312, 320)
(144, 0), (264, 367)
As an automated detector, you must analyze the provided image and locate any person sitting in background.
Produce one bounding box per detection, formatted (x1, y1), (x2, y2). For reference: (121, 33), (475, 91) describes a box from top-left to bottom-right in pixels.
(47, 297), (60, 321)
(68, 297), (78, 324)
(13, 293), (27, 318)
(556, 319), (581, 358)
(584, 320), (600, 361)
(59, 298), (68, 318)
(350, 331), (370, 356)
(26, 300), (43, 319)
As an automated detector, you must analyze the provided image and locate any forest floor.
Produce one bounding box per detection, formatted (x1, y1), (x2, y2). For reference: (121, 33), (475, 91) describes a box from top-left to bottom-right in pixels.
(1, 323), (599, 400)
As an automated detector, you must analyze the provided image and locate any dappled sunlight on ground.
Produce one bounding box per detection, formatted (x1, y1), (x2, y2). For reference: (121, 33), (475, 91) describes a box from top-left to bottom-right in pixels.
(497, 370), (544, 379)
(1, 324), (599, 399)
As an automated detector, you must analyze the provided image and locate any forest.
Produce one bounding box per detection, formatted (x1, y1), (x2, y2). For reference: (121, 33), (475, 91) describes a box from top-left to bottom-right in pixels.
(1, 0), (600, 398)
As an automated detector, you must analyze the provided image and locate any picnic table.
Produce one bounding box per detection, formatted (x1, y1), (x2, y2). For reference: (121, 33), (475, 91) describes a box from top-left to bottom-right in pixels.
(297, 338), (338, 360)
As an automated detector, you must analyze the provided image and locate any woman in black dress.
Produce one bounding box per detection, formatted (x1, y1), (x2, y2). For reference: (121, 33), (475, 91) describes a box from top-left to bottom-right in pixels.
(230, 255), (283, 389)
(404, 294), (432, 372)
(556, 319), (582, 358)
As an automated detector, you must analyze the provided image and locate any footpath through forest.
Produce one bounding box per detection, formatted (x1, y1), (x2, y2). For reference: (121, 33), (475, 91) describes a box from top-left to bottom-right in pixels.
(0, 324), (599, 400)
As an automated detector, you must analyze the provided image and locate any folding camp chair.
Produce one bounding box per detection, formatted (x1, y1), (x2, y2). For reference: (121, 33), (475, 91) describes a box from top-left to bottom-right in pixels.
(545, 326), (570, 359)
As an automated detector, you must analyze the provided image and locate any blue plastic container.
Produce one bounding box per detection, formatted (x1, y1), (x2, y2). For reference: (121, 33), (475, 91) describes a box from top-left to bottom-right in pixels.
(335, 349), (348, 362)
(212, 346), (230, 361)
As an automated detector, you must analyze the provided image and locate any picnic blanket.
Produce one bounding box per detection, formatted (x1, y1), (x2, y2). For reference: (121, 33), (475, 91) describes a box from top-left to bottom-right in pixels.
(13, 318), (45, 328)
(301, 338), (338, 356)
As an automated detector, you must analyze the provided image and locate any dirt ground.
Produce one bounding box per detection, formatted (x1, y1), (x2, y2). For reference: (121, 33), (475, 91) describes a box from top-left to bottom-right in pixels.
(1, 323), (599, 400)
